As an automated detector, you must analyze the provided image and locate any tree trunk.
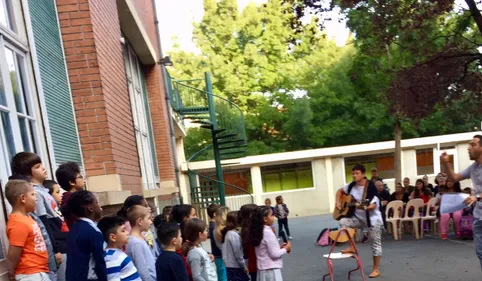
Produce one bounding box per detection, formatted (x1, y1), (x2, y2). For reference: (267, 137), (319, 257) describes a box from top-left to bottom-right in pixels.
(465, 0), (482, 35)
(394, 119), (402, 184)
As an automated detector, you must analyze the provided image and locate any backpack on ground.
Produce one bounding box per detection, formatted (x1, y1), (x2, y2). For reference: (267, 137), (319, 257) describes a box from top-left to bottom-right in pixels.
(316, 227), (338, 246)
(459, 215), (473, 239)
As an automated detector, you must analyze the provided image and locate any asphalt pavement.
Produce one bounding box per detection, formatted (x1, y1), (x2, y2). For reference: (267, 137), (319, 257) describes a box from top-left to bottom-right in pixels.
(282, 215), (480, 281)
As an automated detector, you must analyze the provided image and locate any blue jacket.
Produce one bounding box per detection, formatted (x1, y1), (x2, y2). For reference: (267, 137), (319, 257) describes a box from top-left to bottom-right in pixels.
(66, 219), (106, 281)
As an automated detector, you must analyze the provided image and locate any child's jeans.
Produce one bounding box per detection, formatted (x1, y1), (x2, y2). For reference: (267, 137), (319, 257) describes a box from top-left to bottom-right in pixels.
(278, 218), (290, 237)
(16, 272), (50, 281)
(215, 257), (227, 281)
(441, 210), (463, 234)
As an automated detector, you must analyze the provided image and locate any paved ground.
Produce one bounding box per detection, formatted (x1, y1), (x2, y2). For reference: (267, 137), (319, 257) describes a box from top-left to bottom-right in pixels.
(282, 215), (480, 281)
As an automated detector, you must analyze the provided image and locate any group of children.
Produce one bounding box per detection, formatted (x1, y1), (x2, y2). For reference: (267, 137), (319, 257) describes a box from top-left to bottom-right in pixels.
(4, 151), (293, 281)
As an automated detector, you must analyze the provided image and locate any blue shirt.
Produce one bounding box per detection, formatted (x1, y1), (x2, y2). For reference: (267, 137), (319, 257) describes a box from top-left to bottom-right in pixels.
(67, 219), (107, 281)
(208, 221), (221, 258)
(105, 248), (141, 281)
(155, 250), (189, 281)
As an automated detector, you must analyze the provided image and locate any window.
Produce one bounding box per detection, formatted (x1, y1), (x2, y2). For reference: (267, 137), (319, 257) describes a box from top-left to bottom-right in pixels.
(123, 43), (159, 189)
(0, 40), (38, 166)
(0, 0), (14, 30)
(416, 149), (434, 175)
(344, 153), (395, 182)
(199, 169), (251, 195)
(261, 162), (313, 193)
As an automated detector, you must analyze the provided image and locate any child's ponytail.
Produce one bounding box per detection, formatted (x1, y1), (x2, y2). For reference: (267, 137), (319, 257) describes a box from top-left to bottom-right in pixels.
(182, 218), (206, 256)
(249, 206), (271, 247)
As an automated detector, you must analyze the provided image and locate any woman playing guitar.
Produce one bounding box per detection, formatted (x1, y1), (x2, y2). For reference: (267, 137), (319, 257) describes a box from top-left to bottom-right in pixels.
(335, 164), (384, 278)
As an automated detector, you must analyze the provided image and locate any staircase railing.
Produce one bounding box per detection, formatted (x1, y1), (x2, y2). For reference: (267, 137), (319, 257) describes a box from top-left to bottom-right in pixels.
(169, 72), (252, 210)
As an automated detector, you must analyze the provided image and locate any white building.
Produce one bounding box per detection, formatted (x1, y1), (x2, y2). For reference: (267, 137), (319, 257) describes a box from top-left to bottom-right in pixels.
(181, 132), (480, 217)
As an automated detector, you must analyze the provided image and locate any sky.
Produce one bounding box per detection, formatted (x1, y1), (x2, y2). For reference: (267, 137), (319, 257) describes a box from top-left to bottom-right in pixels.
(156, 0), (350, 54)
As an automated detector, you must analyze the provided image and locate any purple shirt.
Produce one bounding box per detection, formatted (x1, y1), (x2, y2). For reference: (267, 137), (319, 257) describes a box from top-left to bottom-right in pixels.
(255, 225), (287, 270)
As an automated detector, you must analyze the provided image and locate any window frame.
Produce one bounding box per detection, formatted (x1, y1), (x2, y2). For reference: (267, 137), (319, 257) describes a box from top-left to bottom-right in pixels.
(415, 148), (435, 177)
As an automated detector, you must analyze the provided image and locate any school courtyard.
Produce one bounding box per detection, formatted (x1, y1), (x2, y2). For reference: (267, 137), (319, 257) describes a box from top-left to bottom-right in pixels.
(283, 215), (480, 281)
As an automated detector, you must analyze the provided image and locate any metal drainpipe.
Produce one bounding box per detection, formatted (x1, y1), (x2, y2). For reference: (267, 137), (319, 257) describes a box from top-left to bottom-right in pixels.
(151, 0), (184, 205)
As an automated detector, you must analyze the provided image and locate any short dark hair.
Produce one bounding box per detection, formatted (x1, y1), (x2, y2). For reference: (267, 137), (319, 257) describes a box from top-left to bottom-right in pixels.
(5, 180), (32, 206)
(351, 164), (366, 174)
(11, 152), (41, 177)
(43, 180), (58, 195)
(97, 215), (126, 243)
(55, 162), (81, 192)
(157, 222), (180, 246)
(474, 135), (482, 145)
(207, 204), (220, 219)
(117, 195), (145, 218)
(63, 190), (95, 218)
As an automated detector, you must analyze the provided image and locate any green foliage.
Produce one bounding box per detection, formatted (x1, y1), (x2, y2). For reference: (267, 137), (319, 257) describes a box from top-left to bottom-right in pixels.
(170, 0), (482, 161)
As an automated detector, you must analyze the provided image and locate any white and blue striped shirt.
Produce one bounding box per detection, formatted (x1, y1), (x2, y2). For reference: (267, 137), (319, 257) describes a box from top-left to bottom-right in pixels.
(105, 248), (142, 281)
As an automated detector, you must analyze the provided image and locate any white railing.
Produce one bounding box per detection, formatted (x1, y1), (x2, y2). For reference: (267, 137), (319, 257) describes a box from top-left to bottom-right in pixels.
(226, 194), (254, 211)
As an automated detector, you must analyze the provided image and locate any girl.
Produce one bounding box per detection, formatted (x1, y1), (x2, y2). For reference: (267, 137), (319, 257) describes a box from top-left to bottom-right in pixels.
(183, 218), (217, 281)
(410, 179), (433, 204)
(436, 180), (463, 240)
(171, 204), (197, 239)
(240, 204), (258, 281)
(274, 196), (291, 240)
(249, 206), (291, 281)
(222, 211), (249, 281)
(214, 206), (230, 250)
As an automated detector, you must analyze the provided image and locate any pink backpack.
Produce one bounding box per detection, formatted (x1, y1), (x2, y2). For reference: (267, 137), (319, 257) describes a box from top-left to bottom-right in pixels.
(316, 228), (338, 246)
(459, 215), (473, 239)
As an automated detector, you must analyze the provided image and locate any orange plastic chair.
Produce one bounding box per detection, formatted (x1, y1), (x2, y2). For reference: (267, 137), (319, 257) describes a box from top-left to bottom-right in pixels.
(385, 200), (404, 240)
(400, 199), (424, 239)
(322, 228), (366, 281)
(420, 197), (438, 238)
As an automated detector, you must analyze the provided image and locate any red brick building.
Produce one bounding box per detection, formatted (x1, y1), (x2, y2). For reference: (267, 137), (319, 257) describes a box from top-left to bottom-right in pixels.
(56, 0), (182, 210)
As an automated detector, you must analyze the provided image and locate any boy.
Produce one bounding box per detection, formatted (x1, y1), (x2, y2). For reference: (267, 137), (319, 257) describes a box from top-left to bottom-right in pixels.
(97, 216), (141, 281)
(207, 204), (227, 281)
(155, 222), (188, 281)
(5, 180), (49, 281)
(55, 162), (85, 211)
(66, 190), (106, 281)
(11, 152), (61, 279)
(126, 206), (156, 281)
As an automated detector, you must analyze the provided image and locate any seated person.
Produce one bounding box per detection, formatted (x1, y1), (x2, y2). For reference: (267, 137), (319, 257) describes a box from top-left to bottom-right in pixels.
(389, 183), (409, 203)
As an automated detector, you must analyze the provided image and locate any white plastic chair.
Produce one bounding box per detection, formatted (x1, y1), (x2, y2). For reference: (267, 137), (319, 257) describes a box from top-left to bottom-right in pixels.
(400, 199), (424, 239)
(385, 200), (404, 240)
(420, 197), (438, 238)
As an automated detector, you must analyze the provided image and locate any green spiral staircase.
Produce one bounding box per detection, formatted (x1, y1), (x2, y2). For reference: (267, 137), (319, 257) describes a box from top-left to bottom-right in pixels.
(166, 72), (253, 209)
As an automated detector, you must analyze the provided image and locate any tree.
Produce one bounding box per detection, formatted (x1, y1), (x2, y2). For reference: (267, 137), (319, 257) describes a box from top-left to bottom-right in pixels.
(293, 0), (482, 183)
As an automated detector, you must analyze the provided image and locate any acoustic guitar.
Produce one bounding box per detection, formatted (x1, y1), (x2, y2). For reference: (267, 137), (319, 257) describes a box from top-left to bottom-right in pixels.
(333, 193), (370, 221)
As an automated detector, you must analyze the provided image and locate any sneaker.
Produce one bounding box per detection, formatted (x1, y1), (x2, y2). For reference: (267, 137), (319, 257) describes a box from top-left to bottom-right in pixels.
(288, 236), (293, 240)
(441, 233), (448, 240)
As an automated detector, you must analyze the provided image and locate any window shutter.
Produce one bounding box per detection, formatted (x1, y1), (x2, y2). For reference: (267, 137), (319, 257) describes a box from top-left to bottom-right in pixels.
(28, 0), (82, 167)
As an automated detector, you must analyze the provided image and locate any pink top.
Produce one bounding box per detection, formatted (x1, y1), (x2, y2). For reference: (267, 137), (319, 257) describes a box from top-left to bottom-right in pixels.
(255, 225), (287, 270)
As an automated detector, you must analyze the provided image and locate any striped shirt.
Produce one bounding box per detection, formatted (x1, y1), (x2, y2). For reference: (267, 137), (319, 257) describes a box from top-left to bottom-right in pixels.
(105, 248), (141, 281)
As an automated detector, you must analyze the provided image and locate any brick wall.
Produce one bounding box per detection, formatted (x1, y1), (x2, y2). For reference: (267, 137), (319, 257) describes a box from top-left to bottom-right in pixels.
(57, 0), (142, 194)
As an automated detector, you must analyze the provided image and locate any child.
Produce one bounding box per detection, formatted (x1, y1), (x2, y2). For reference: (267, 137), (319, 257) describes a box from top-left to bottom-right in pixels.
(162, 205), (173, 221)
(97, 216), (141, 281)
(11, 152), (61, 280)
(249, 206), (291, 281)
(171, 204), (197, 239)
(275, 196), (292, 240)
(183, 218), (217, 281)
(44, 180), (69, 281)
(55, 162), (85, 222)
(240, 204), (259, 281)
(207, 204), (227, 281)
(64, 190), (106, 281)
(214, 206), (229, 251)
(264, 199), (276, 234)
(126, 206), (156, 281)
(156, 222), (189, 281)
(222, 211), (249, 281)
(5, 180), (49, 281)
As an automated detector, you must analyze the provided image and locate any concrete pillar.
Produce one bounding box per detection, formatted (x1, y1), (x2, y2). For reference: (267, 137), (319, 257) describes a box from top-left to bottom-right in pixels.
(250, 166), (263, 205)
(402, 149), (416, 180)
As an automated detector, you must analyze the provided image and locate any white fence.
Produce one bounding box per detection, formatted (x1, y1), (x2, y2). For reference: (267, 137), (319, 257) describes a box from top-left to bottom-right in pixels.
(226, 194), (254, 211)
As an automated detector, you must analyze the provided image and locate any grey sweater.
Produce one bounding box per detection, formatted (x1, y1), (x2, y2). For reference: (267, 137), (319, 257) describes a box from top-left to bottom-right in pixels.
(187, 247), (217, 281)
(222, 230), (246, 268)
(126, 236), (156, 281)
